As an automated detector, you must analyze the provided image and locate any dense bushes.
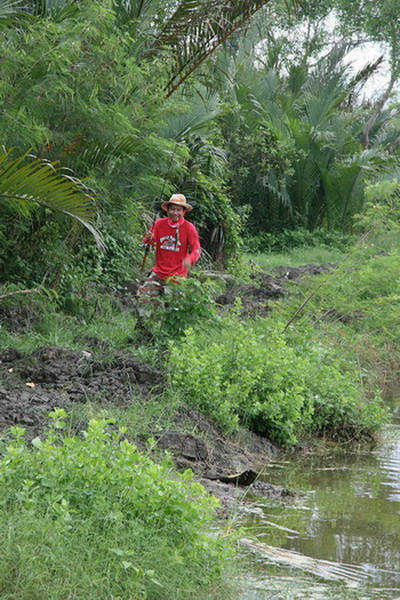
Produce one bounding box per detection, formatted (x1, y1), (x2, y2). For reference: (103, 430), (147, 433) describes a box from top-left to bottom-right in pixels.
(245, 228), (354, 254)
(168, 317), (387, 446)
(0, 411), (231, 600)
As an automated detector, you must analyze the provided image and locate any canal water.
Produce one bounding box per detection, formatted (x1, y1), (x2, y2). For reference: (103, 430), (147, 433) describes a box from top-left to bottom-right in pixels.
(239, 396), (400, 599)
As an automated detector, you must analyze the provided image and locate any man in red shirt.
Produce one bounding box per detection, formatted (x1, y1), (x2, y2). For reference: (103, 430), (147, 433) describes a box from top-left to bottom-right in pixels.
(136, 193), (201, 322)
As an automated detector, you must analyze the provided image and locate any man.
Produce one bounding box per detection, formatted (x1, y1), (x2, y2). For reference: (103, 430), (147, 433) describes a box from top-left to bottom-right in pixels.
(136, 193), (201, 321)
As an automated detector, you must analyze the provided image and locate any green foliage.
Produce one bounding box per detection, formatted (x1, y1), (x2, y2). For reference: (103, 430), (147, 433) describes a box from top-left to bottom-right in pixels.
(293, 189), (400, 350)
(285, 333), (389, 440)
(245, 228), (354, 254)
(168, 316), (385, 446)
(0, 150), (103, 261)
(0, 3), (248, 288)
(219, 38), (399, 235)
(2, 0), (400, 295)
(334, 0), (400, 74)
(276, 193), (400, 394)
(0, 285), (52, 335)
(354, 178), (400, 249)
(184, 172), (245, 266)
(150, 276), (220, 339)
(311, 251), (400, 349)
(0, 3), (200, 289)
(0, 410), (231, 599)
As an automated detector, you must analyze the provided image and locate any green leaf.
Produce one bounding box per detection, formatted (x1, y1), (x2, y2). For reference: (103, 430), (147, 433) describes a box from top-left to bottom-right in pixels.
(0, 150), (104, 249)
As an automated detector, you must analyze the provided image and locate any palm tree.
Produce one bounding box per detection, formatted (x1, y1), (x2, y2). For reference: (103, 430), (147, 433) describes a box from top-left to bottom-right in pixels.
(219, 41), (394, 232)
(142, 0), (276, 96)
(0, 151), (103, 247)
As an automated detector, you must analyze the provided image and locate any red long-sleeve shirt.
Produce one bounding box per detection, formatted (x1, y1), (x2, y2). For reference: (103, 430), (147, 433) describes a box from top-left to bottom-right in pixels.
(145, 217), (201, 280)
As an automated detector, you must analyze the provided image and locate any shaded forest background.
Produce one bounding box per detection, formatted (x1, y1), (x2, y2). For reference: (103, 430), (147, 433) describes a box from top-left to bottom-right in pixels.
(1, 0), (400, 296)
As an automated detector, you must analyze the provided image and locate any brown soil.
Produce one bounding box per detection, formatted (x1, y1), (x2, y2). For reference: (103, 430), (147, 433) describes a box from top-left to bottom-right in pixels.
(0, 343), (287, 506)
(0, 264), (334, 507)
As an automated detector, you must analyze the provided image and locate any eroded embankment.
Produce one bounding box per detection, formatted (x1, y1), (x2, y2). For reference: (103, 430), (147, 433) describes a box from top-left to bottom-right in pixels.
(0, 264), (337, 507)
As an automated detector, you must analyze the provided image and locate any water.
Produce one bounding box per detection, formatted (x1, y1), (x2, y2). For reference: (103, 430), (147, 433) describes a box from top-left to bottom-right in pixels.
(239, 397), (400, 599)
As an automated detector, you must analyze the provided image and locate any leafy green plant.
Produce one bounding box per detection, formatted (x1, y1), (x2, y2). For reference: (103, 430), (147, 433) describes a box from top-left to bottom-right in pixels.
(168, 316), (387, 446)
(169, 318), (312, 445)
(0, 410), (231, 600)
(298, 348), (389, 440)
(150, 276), (221, 339)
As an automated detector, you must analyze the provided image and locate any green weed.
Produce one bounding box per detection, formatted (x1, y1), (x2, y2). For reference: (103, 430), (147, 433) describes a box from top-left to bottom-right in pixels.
(167, 317), (387, 446)
(0, 411), (233, 600)
(148, 276), (221, 340)
(246, 246), (346, 271)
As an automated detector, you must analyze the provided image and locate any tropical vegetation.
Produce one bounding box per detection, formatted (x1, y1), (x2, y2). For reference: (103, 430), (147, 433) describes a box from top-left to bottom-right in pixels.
(0, 410), (230, 600)
(1, 0), (400, 598)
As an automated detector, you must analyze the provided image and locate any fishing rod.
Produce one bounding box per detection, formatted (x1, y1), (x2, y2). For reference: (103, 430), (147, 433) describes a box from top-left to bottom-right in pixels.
(140, 143), (180, 272)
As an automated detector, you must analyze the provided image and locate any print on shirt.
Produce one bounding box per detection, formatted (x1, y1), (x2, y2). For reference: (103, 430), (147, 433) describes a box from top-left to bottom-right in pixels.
(160, 235), (181, 252)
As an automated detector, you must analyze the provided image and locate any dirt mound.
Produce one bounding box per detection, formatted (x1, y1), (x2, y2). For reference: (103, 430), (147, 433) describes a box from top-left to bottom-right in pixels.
(0, 345), (163, 438)
(155, 404), (278, 477)
(215, 263), (335, 316)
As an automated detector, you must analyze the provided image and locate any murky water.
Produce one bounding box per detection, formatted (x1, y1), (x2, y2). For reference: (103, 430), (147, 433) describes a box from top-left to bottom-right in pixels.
(239, 397), (400, 599)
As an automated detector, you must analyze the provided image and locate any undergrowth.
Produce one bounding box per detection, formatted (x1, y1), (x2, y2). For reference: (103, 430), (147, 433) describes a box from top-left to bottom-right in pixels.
(0, 411), (234, 600)
(167, 315), (388, 446)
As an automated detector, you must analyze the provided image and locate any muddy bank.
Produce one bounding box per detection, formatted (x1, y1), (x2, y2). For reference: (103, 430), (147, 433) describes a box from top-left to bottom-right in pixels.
(0, 265), (336, 505)
(214, 263), (336, 316)
(0, 344), (163, 436)
(0, 343), (289, 507)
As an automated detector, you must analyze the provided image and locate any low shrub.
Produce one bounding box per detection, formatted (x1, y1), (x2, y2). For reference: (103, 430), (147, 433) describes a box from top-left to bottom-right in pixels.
(149, 276), (221, 339)
(245, 228), (354, 254)
(0, 411), (231, 600)
(169, 319), (313, 446)
(168, 318), (387, 446)
(300, 350), (388, 441)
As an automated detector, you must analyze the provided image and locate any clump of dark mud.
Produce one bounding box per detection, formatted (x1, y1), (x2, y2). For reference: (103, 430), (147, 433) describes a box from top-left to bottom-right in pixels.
(0, 344), (163, 438)
(215, 263), (336, 316)
(153, 405), (292, 512)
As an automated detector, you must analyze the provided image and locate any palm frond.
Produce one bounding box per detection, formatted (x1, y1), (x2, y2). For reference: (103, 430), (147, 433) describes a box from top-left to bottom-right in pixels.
(62, 134), (141, 172)
(146, 0), (275, 95)
(112, 0), (158, 24)
(0, 151), (103, 248)
(21, 0), (79, 20)
(0, 0), (29, 25)
(161, 88), (222, 140)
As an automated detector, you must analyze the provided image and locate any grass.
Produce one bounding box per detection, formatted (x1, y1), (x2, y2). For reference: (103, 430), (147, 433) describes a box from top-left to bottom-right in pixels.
(0, 414), (236, 600)
(0, 512), (234, 600)
(0, 238), (397, 600)
(246, 246), (346, 271)
(64, 395), (182, 442)
(0, 297), (141, 355)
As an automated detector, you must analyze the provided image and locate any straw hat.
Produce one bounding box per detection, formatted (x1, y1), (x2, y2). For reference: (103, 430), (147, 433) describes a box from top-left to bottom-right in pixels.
(161, 194), (193, 212)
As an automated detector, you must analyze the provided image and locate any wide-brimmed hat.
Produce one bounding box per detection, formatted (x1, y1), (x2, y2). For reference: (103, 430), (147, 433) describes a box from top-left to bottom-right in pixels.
(161, 194), (193, 212)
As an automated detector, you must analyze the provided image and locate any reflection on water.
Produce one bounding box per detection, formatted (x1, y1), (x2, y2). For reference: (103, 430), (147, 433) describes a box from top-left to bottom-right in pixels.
(240, 398), (400, 599)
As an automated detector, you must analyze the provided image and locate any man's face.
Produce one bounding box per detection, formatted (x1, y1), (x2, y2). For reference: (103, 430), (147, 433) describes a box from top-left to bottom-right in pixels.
(167, 204), (185, 222)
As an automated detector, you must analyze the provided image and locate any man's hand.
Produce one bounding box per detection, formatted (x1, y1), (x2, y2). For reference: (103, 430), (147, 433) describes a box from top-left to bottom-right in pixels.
(182, 257), (191, 269)
(143, 230), (154, 244)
